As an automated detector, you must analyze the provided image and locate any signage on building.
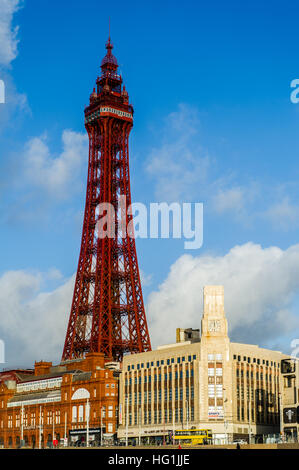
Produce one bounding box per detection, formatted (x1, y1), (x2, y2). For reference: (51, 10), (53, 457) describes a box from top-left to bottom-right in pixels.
(69, 427), (102, 435)
(119, 404), (122, 425)
(208, 407), (224, 418)
(283, 408), (297, 424)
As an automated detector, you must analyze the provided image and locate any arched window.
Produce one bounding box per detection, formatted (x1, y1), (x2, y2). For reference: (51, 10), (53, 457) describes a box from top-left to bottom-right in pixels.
(71, 388), (90, 400)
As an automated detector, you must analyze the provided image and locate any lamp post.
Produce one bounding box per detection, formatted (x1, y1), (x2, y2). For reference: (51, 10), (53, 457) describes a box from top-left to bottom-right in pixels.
(21, 404), (24, 444)
(185, 399), (189, 431)
(52, 406), (55, 448)
(38, 405), (43, 449)
(101, 406), (103, 447)
(223, 387), (228, 445)
(64, 411), (67, 446)
(249, 399), (252, 444)
(125, 396), (128, 447)
(279, 393), (284, 442)
(138, 407), (141, 446)
(86, 398), (90, 448)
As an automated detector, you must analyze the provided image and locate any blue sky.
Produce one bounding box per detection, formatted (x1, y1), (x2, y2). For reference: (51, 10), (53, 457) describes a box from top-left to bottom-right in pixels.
(1, 0), (299, 368)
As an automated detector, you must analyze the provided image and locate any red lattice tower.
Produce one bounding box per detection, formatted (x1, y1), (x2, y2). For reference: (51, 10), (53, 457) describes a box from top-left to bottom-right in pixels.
(62, 37), (151, 362)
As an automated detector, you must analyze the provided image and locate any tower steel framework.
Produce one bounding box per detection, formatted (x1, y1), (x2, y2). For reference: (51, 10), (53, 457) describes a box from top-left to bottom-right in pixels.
(62, 37), (151, 362)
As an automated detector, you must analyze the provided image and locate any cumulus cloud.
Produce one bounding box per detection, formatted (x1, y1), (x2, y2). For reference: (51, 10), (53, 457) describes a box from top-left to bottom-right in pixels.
(0, 0), (22, 67)
(0, 269), (74, 368)
(2, 243), (299, 368)
(23, 130), (88, 199)
(146, 242), (299, 351)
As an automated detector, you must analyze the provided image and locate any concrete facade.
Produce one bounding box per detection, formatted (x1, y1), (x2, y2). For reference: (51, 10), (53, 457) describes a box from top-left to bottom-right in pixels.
(118, 286), (286, 444)
(281, 357), (299, 441)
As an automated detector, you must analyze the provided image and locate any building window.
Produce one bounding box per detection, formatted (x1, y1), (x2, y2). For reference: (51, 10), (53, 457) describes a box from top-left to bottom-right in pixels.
(108, 423), (113, 433)
(78, 405), (84, 422)
(108, 406), (113, 418)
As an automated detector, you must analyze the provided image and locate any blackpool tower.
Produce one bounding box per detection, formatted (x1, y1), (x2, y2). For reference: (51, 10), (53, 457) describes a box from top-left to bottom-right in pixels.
(62, 37), (151, 362)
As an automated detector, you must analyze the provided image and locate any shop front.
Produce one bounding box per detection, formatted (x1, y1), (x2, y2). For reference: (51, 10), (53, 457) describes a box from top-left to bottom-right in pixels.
(69, 427), (102, 447)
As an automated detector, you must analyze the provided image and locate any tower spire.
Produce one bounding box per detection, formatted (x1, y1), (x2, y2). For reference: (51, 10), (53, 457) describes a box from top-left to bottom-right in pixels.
(101, 33), (118, 70)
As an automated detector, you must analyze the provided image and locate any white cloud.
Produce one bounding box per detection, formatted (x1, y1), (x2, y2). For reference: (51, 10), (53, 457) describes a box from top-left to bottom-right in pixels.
(140, 269), (152, 287)
(23, 130), (88, 199)
(212, 187), (245, 214)
(144, 104), (299, 233)
(146, 104), (210, 202)
(0, 0), (22, 67)
(2, 243), (299, 367)
(263, 197), (299, 230)
(0, 269), (74, 368)
(146, 242), (299, 351)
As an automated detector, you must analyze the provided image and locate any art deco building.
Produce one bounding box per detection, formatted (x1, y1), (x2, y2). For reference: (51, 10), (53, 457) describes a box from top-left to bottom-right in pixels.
(0, 353), (119, 448)
(280, 357), (299, 441)
(117, 286), (287, 444)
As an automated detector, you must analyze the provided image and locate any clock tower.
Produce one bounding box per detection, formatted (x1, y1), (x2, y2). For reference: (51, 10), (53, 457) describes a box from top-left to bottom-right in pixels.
(201, 285), (228, 338)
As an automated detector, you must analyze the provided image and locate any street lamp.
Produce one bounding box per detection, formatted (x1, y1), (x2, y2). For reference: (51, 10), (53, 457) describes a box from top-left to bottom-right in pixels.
(248, 399), (252, 444)
(100, 407), (103, 447)
(185, 400), (189, 431)
(279, 393), (284, 442)
(38, 405), (43, 449)
(125, 395), (128, 447)
(21, 404), (24, 445)
(52, 406), (55, 448)
(86, 398), (90, 448)
(64, 410), (67, 447)
(138, 407), (141, 446)
(223, 387), (228, 445)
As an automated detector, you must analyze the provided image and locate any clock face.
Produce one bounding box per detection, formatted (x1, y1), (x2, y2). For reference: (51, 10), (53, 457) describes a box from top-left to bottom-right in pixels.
(208, 320), (221, 332)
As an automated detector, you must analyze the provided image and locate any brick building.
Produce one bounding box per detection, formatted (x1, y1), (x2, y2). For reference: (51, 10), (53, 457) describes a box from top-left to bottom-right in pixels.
(0, 353), (119, 448)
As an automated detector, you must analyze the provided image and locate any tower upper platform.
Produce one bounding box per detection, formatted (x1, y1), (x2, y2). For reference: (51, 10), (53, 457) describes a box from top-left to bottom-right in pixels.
(84, 37), (133, 125)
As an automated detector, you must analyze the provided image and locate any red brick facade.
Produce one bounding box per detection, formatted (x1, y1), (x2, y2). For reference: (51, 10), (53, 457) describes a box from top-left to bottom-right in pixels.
(0, 353), (119, 448)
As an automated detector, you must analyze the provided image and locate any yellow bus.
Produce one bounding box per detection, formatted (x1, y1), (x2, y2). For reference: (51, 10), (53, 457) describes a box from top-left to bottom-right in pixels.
(173, 429), (212, 446)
